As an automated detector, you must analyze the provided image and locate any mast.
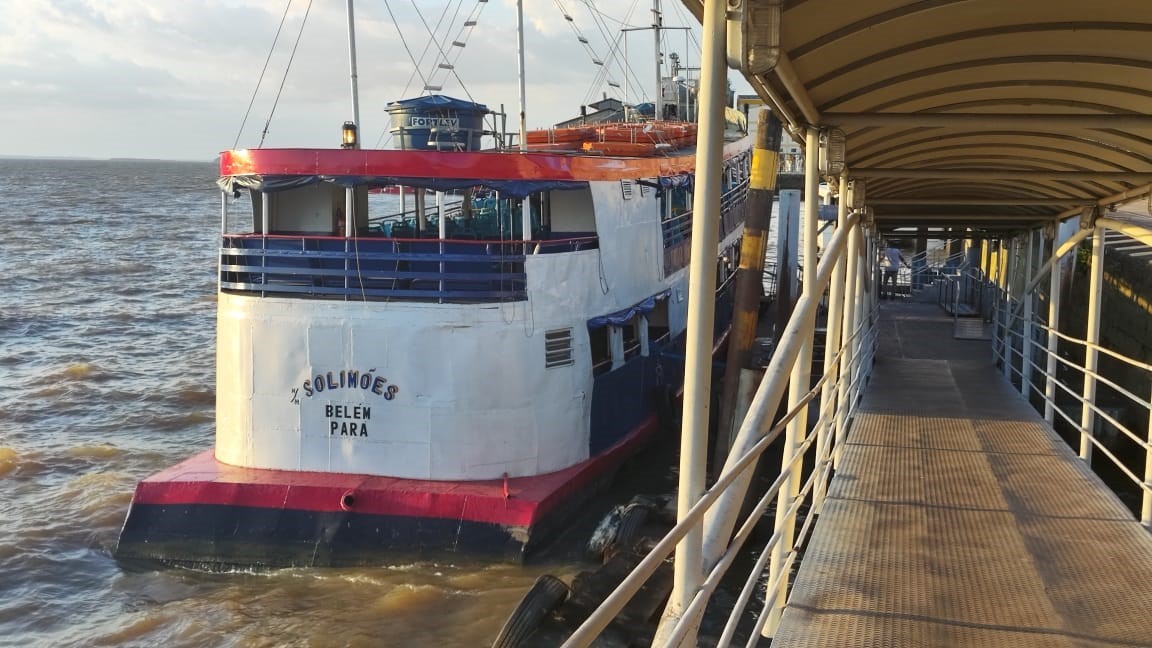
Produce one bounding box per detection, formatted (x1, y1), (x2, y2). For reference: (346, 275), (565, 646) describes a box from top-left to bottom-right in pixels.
(345, 0), (361, 145)
(653, 0), (662, 120)
(516, 0), (528, 152)
(516, 0), (531, 242)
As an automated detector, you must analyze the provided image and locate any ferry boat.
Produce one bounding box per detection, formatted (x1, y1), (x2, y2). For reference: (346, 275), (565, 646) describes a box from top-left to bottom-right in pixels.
(115, 9), (752, 569)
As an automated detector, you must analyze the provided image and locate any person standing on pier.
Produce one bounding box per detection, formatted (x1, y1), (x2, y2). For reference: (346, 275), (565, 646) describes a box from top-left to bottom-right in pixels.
(883, 241), (908, 298)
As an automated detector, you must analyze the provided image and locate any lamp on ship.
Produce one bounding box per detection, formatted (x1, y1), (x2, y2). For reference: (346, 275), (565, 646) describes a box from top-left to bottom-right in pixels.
(341, 121), (359, 149)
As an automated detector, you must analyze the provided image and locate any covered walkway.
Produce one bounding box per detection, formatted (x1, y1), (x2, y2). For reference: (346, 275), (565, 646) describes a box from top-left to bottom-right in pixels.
(559, 2), (1152, 645)
(774, 301), (1152, 646)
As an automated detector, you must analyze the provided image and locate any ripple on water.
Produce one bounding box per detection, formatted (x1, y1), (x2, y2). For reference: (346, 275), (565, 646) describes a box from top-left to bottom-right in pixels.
(34, 362), (113, 385)
(141, 412), (214, 432)
(0, 447), (18, 477)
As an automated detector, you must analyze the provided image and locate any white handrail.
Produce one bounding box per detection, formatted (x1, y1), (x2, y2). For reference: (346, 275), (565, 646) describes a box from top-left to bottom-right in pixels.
(561, 214), (870, 647)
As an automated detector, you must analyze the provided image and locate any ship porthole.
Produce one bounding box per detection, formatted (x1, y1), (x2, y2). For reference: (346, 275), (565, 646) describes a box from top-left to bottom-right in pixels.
(340, 492), (356, 511)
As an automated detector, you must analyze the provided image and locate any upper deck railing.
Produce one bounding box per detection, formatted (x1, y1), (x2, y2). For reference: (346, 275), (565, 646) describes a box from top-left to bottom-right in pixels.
(662, 180), (748, 275)
(219, 233), (596, 303)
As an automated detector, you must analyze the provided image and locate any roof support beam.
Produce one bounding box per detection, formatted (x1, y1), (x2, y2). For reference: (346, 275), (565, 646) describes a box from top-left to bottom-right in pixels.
(869, 198), (1089, 206)
(1056, 183), (1152, 220)
(770, 54), (820, 125)
(825, 113), (1152, 130)
(854, 169), (1150, 182)
(875, 214), (1052, 221)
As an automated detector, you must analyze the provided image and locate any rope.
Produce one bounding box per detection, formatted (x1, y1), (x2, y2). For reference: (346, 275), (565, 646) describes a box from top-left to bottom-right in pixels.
(259, 0), (314, 148)
(234, 0), (294, 150)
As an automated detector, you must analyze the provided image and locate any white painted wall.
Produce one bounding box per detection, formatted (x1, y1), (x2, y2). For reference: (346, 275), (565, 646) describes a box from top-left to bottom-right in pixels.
(215, 293), (592, 480)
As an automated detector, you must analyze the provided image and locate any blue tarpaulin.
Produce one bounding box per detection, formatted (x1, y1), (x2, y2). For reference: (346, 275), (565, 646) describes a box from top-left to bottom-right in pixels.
(587, 290), (670, 329)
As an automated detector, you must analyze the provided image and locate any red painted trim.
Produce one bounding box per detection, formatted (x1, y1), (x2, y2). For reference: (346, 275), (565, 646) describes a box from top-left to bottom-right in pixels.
(219, 137), (751, 183)
(132, 415), (659, 528)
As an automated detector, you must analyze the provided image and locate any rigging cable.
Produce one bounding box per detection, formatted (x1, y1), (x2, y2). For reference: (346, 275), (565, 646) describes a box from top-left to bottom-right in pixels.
(398, 0), (457, 96)
(422, 0), (468, 91)
(258, 0), (315, 148)
(409, 1), (484, 106)
(234, 0), (294, 149)
(382, 1), (435, 98)
(576, 1), (649, 107)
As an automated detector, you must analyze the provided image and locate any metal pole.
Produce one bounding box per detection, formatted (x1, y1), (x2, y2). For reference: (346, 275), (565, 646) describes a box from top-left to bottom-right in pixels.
(656, 0), (725, 641)
(1021, 230), (1035, 398)
(815, 170), (848, 509)
(345, 0), (361, 142)
(261, 191), (270, 235)
(1143, 382), (1152, 528)
(515, 0), (527, 151)
(653, 0), (662, 120)
(345, 187), (355, 237)
(1080, 226), (1104, 463)
(1001, 239), (1012, 380)
(715, 109), (782, 475)
(846, 227), (866, 413)
(835, 182), (858, 468)
(220, 191), (228, 236)
(764, 125), (819, 636)
(1044, 228), (1062, 424)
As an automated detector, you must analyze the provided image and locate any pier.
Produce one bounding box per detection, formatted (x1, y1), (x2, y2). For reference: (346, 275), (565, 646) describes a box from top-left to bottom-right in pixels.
(774, 299), (1152, 646)
(550, 1), (1152, 646)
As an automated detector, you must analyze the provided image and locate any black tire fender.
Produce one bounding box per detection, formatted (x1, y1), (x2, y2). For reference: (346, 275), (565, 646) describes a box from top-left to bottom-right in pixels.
(491, 574), (570, 648)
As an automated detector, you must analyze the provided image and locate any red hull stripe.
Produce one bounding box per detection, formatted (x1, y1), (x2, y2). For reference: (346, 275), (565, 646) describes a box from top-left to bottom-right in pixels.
(219, 138), (750, 183)
(132, 416), (658, 528)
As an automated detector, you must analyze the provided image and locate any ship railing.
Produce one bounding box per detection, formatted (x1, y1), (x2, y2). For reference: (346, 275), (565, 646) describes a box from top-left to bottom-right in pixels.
(663, 181), (749, 275)
(220, 233), (600, 302)
(564, 213), (881, 646)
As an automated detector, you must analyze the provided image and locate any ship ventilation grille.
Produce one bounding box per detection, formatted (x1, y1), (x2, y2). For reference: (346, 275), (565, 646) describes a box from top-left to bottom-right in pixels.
(620, 179), (634, 200)
(640, 183), (650, 196)
(545, 328), (574, 368)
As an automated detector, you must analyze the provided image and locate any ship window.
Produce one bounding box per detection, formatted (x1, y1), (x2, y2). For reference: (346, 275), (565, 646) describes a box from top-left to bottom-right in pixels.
(622, 321), (640, 361)
(648, 300), (671, 348)
(545, 328), (574, 369)
(589, 327), (612, 376)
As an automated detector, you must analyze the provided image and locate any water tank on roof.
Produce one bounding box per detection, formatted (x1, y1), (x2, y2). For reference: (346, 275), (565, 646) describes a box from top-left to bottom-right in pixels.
(386, 95), (488, 151)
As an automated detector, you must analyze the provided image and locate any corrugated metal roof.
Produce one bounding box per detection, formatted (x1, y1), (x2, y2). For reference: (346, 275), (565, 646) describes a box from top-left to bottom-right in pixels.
(683, 0), (1152, 238)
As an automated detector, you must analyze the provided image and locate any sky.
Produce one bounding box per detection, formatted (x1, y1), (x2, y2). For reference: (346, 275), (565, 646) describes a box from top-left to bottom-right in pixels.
(0, 0), (750, 161)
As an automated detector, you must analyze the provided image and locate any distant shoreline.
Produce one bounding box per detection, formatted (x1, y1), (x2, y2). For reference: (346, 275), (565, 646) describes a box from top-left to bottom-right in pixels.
(0, 154), (213, 163)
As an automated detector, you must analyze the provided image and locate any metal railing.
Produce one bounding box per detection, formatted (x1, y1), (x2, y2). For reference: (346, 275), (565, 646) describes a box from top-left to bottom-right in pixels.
(991, 279), (1152, 526)
(562, 213), (880, 646)
(663, 181), (749, 275)
(879, 240), (968, 298)
(219, 234), (551, 302)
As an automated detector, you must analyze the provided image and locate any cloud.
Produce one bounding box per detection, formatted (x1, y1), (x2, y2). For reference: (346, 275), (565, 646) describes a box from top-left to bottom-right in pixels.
(0, 0), (743, 160)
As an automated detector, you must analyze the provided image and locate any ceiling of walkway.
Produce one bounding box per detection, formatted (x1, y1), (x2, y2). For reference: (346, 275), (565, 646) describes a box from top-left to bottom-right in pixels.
(683, 0), (1152, 238)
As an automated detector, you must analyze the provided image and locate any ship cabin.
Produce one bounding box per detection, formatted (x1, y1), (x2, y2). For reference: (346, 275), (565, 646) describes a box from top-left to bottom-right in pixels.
(217, 145), (751, 307)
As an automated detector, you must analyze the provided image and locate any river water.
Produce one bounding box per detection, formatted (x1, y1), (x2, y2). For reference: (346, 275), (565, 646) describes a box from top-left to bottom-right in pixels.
(0, 159), (597, 647)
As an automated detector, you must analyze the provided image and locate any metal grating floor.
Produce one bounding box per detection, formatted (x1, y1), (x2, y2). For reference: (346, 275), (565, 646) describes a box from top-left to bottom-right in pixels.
(771, 303), (1152, 647)
(953, 316), (991, 340)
